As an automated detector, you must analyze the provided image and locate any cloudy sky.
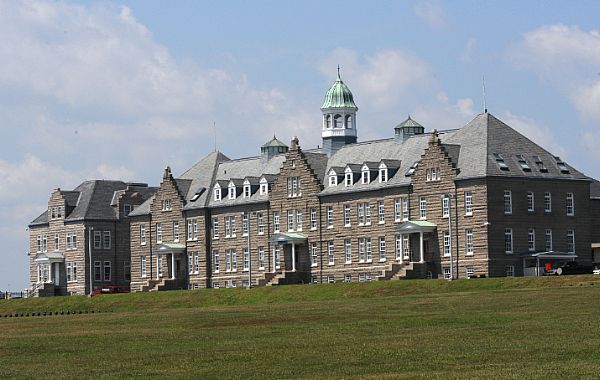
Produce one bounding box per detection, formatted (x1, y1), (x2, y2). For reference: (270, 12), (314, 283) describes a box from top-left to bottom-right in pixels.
(2, 0), (600, 290)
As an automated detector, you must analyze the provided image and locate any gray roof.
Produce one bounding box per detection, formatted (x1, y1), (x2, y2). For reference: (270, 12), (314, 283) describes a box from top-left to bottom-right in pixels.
(591, 180), (600, 199)
(262, 136), (288, 148)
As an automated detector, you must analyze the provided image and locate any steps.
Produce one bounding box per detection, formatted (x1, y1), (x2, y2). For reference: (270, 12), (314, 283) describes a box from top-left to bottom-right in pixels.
(379, 262), (427, 281)
(140, 278), (178, 292)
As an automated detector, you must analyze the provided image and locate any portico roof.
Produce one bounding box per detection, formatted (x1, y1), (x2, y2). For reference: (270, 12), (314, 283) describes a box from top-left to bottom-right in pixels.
(520, 251), (577, 260)
(396, 220), (437, 233)
(34, 252), (65, 263)
(153, 242), (186, 252)
(270, 232), (307, 245)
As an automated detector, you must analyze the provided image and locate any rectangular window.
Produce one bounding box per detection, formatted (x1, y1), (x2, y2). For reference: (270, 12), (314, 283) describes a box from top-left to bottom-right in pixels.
(188, 253), (193, 275)
(378, 200), (385, 223)
(231, 216), (236, 237)
(158, 256), (164, 277)
(544, 192), (552, 213)
(328, 275), (335, 284)
(209, 218), (217, 240)
(187, 220), (193, 240)
(527, 191), (535, 212)
(257, 212), (264, 235)
(328, 240), (335, 265)
(225, 216), (232, 237)
(344, 239), (351, 263)
(161, 199), (172, 211)
(443, 231), (451, 256)
(402, 197), (409, 221)
(362, 169), (369, 184)
(327, 206), (334, 228)
(287, 176), (301, 197)
(506, 265), (515, 277)
(94, 231), (102, 249)
(140, 224), (146, 245)
(103, 231), (111, 249)
(378, 237), (386, 261)
(67, 262), (73, 282)
(258, 247), (265, 270)
(566, 193), (574, 216)
(419, 197), (427, 219)
(528, 228), (535, 252)
(358, 238), (366, 262)
(443, 267), (451, 279)
(442, 196), (449, 218)
(41, 235), (47, 253)
(344, 204), (351, 226)
(274, 246), (281, 269)
(173, 222), (180, 242)
(156, 223), (162, 243)
(504, 190), (512, 214)
(94, 261), (102, 281)
(274, 211), (280, 233)
(365, 203), (371, 225)
(344, 274), (352, 283)
(66, 232), (77, 250)
(567, 230), (575, 253)
(311, 275), (318, 284)
(466, 229), (473, 255)
(213, 250), (220, 273)
(357, 203), (364, 225)
(192, 219), (198, 240)
(141, 256), (147, 278)
(366, 238), (372, 262)
(287, 210), (294, 231)
(403, 235), (410, 259)
(243, 248), (250, 271)
(466, 265), (474, 278)
(193, 252), (199, 274)
(395, 235), (402, 260)
(242, 213), (249, 236)
(545, 229), (553, 251)
(310, 208), (317, 230)
(36, 235), (42, 253)
(465, 192), (473, 216)
(311, 243), (318, 267)
(103, 261), (111, 281)
(231, 250), (237, 271)
(296, 210), (302, 231)
(504, 228), (513, 254)
(54, 233), (59, 251)
(394, 198), (401, 222)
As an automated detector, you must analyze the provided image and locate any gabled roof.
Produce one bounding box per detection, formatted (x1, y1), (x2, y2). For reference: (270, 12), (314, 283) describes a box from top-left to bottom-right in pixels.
(262, 136), (288, 148)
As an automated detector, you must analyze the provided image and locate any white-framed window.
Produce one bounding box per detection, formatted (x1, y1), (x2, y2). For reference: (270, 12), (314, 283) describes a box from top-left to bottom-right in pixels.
(173, 222), (180, 242)
(504, 228), (513, 254)
(188, 252), (199, 274)
(232, 250), (237, 271)
(310, 208), (317, 230)
(310, 243), (318, 267)
(344, 204), (351, 226)
(466, 229), (473, 255)
(443, 231), (451, 257)
(345, 168), (353, 186)
(156, 223), (162, 243)
(329, 172), (338, 187)
(273, 211), (280, 233)
(242, 213), (249, 236)
(426, 167), (440, 181)
(358, 272), (366, 282)
(192, 219), (198, 240)
(94, 261), (101, 281)
(464, 192), (473, 216)
(544, 192), (552, 213)
(394, 199), (401, 221)
(567, 229), (575, 253)
(344, 239), (352, 263)
(378, 200), (385, 224)
(94, 231), (102, 249)
(527, 191), (535, 212)
(344, 274), (352, 283)
(274, 246), (281, 269)
(287, 210), (294, 232)
(366, 238), (372, 262)
(466, 265), (474, 278)
(327, 206), (334, 228)
(545, 229), (553, 251)
(243, 182), (251, 198)
(287, 176), (301, 197)
(54, 233), (59, 251)
(442, 196), (449, 218)
(66, 262), (78, 282)
(50, 206), (61, 219)
(103, 261), (111, 281)
(66, 232), (77, 250)
(395, 235), (402, 260)
(365, 203), (371, 225)
(358, 238), (366, 262)
(257, 212), (264, 235)
(103, 231), (111, 250)
(243, 248), (250, 271)
(212, 281), (220, 289)
(208, 218), (216, 240)
(259, 178), (269, 195)
(328, 240), (335, 265)
(378, 237), (386, 261)
(419, 197), (427, 219)
(161, 199), (172, 211)
(506, 265), (515, 277)
(403, 235), (410, 259)
(141, 256), (147, 278)
(140, 224), (146, 245)
(361, 166), (370, 184)
(504, 190), (512, 214)
(213, 250), (220, 273)
(528, 228), (535, 252)
(379, 163), (388, 183)
(225, 216), (236, 237)
(357, 203), (365, 225)
(158, 256), (164, 277)
(296, 210), (303, 231)
(225, 249), (232, 272)
(566, 193), (574, 216)
(327, 275), (335, 284)
(228, 183), (236, 200)
(443, 267), (451, 279)
(258, 247), (265, 270)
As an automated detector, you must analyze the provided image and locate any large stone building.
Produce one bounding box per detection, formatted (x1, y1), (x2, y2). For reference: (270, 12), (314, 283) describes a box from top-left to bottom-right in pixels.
(124, 72), (599, 291)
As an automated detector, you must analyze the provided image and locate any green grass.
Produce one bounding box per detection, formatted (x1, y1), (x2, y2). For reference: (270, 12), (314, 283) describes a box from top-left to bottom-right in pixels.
(1, 276), (600, 379)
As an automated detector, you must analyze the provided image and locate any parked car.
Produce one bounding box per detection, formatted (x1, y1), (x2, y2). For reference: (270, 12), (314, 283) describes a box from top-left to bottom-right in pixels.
(91, 285), (130, 296)
(593, 268), (600, 275)
(555, 261), (593, 275)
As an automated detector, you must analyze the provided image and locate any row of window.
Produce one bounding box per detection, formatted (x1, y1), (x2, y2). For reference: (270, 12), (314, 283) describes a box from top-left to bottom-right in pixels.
(504, 228), (575, 254)
(36, 232), (78, 253)
(503, 191), (574, 215)
(214, 178), (270, 201)
(328, 164), (390, 187)
(493, 153), (569, 174)
(93, 230), (112, 250)
(441, 265), (514, 279)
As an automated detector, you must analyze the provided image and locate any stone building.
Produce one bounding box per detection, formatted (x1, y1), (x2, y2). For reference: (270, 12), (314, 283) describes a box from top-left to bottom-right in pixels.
(28, 181), (156, 296)
(125, 72), (597, 291)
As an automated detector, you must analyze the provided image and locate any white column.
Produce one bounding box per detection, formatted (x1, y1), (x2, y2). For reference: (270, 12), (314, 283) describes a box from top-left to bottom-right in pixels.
(291, 243), (296, 272)
(157, 256), (160, 280)
(399, 235), (404, 264)
(273, 247), (276, 273)
(171, 253), (176, 280)
(419, 232), (424, 263)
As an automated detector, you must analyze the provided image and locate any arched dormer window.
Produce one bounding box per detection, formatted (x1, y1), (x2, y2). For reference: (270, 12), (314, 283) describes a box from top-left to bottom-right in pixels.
(328, 170), (338, 187)
(334, 114), (342, 128)
(228, 182), (236, 200)
(344, 167), (353, 186)
(379, 163), (388, 183)
(259, 177), (269, 195)
(214, 184), (221, 201)
(325, 115), (331, 129)
(361, 165), (370, 184)
(345, 114), (353, 129)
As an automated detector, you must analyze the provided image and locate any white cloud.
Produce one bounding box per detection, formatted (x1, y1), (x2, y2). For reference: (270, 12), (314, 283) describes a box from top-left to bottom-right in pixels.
(460, 38), (477, 62)
(500, 112), (567, 158)
(414, 2), (446, 29)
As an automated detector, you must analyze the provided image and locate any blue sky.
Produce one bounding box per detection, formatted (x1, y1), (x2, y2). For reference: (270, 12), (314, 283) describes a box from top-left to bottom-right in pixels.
(2, 0), (600, 290)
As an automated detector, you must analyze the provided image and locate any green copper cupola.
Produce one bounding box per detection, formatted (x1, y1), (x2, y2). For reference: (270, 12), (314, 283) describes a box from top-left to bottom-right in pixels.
(321, 68), (358, 156)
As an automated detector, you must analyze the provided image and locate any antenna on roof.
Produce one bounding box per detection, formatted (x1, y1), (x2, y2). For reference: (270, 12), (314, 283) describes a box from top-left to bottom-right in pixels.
(213, 121), (217, 152)
(482, 75), (488, 113)
(337, 64), (340, 78)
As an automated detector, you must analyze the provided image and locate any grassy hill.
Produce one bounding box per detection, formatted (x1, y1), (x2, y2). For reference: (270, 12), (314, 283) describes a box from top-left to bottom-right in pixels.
(1, 276), (600, 378)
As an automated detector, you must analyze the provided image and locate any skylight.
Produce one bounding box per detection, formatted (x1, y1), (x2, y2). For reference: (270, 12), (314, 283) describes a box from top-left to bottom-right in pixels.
(532, 155), (548, 173)
(516, 154), (531, 172)
(405, 161), (418, 176)
(554, 156), (570, 174)
(493, 153), (509, 171)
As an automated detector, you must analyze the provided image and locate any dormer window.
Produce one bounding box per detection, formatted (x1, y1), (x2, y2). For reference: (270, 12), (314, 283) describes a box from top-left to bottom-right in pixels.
(228, 183), (236, 200)
(344, 168), (353, 187)
(214, 185), (221, 201)
(554, 157), (570, 174)
(493, 153), (509, 171)
(243, 180), (251, 198)
(405, 161), (419, 176)
(328, 171), (338, 187)
(516, 154), (531, 172)
(532, 155), (548, 173)
(361, 166), (370, 184)
(259, 178), (269, 195)
(379, 163), (388, 183)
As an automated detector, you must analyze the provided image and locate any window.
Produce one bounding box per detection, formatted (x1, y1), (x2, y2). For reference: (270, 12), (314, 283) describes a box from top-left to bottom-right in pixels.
(273, 211), (280, 233)
(344, 274), (352, 283)
(403, 235), (410, 259)
(395, 235), (402, 261)
(344, 239), (352, 263)
(274, 246), (281, 269)
(259, 178), (269, 195)
(443, 231), (451, 256)
(361, 167), (370, 184)
(545, 229), (553, 251)
(504, 228), (513, 254)
(527, 191), (535, 212)
(213, 250), (220, 273)
(103, 231), (111, 249)
(156, 223), (162, 243)
(94, 231), (102, 249)
(140, 224), (146, 245)
(466, 266), (474, 278)
(345, 169), (353, 186)
(366, 238), (372, 262)
(357, 203), (365, 225)
(54, 233), (59, 251)
(405, 161), (418, 176)
(103, 261), (111, 281)
(257, 212), (264, 235)
(258, 247), (265, 270)
(94, 261), (102, 281)
(358, 238), (366, 262)
(188, 252), (199, 274)
(66, 262), (77, 282)
(464, 192), (473, 216)
(287, 176), (301, 197)
(379, 164), (388, 183)
(443, 267), (451, 279)
(394, 199), (401, 221)
(365, 203), (371, 225)
(66, 232), (77, 250)
(243, 183), (251, 198)
(296, 210), (303, 231)
(493, 153), (509, 171)
(555, 157), (570, 174)
(311, 243), (318, 267)
(528, 229), (535, 252)
(36, 235), (42, 253)
(124, 204), (132, 216)
(329, 172), (338, 187)
(226, 280), (237, 288)
(225, 249), (232, 272)
(426, 167), (440, 181)
(286, 210), (294, 232)
(516, 154), (531, 172)
(442, 196), (449, 218)
(161, 199), (172, 211)
(344, 204), (351, 226)
(378, 237), (386, 261)
(225, 216), (236, 237)
(419, 197), (427, 219)
(212, 281), (220, 289)
(567, 230), (575, 253)
(327, 206), (334, 228)
(402, 198), (409, 221)
(327, 275), (335, 284)
(328, 241), (335, 265)
(544, 192), (552, 213)
(506, 265), (515, 277)
(51, 206), (61, 219)
(378, 201), (385, 224)
(231, 250), (237, 271)
(243, 248), (250, 271)
(141, 256), (147, 278)
(310, 208), (317, 230)
(466, 229), (473, 255)
(158, 256), (164, 277)
(503, 190), (512, 214)
(173, 222), (180, 242)
(242, 213), (249, 236)
(566, 193), (574, 216)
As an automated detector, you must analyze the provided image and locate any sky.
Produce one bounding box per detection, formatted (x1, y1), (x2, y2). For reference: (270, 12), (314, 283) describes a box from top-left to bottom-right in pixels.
(2, 0), (600, 290)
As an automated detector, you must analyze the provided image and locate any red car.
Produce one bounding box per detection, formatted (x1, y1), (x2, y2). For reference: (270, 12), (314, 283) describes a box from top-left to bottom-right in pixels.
(91, 285), (130, 296)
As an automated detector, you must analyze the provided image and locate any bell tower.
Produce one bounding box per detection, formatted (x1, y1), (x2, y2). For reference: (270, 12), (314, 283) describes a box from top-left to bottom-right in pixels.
(321, 67), (358, 156)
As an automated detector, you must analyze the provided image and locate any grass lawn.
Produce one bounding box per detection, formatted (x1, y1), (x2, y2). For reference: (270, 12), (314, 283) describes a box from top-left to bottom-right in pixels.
(1, 276), (600, 379)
